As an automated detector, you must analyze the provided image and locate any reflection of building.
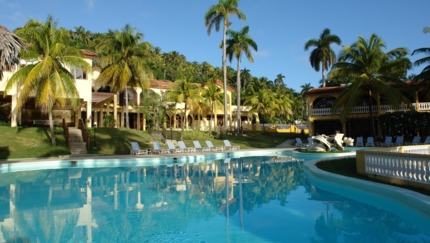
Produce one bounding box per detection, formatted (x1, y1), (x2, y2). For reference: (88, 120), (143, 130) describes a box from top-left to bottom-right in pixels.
(305, 84), (430, 138)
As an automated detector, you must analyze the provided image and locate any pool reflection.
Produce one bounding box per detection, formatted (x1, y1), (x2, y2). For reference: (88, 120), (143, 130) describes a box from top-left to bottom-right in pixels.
(0, 155), (427, 242)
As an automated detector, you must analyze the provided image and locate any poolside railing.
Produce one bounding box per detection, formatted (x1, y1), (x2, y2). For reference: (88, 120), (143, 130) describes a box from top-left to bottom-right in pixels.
(356, 145), (430, 190)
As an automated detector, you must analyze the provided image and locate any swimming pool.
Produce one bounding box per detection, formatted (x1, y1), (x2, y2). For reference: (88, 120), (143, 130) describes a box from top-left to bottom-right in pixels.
(0, 149), (429, 242)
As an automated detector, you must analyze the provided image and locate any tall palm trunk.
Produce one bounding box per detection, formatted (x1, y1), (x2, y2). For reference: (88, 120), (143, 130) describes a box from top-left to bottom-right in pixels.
(222, 22), (228, 135)
(236, 57), (242, 135)
(48, 112), (56, 146)
(321, 63), (326, 88)
(367, 89), (376, 138)
(182, 103), (187, 132)
(125, 88), (130, 129)
(209, 101), (214, 133)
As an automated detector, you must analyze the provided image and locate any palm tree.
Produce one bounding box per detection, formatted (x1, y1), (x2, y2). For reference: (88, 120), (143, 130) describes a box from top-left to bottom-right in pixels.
(165, 77), (201, 131)
(205, 0), (246, 134)
(304, 28), (341, 87)
(240, 68), (251, 89)
(225, 25), (258, 135)
(274, 73), (285, 87)
(96, 24), (153, 129)
(412, 26), (430, 100)
(0, 24), (27, 79)
(5, 15), (90, 146)
(329, 34), (412, 138)
(201, 79), (224, 133)
(243, 88), (277, 131)
(300, 83), (313, 95)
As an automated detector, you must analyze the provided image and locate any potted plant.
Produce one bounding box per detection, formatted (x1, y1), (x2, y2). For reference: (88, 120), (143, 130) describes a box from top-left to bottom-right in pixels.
(103, 115), (116, 128)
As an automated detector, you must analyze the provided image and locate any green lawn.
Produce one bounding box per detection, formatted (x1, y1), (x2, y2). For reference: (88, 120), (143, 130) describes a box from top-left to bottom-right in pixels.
(0, 126), (298, 159)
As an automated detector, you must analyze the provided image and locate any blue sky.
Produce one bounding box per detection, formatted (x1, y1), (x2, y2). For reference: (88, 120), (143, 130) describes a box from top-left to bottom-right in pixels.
(1, 0), (430, 92)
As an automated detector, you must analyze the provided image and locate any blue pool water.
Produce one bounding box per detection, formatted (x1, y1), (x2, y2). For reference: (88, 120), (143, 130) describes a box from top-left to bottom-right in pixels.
(0, 149), (429, 242)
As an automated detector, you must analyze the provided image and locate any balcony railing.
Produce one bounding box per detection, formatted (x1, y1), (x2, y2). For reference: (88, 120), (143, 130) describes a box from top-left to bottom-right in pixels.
(362, 146), (430, 185)
(310, 102), (430, 116)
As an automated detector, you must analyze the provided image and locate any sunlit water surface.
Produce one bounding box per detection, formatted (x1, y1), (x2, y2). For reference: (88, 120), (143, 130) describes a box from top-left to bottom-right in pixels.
(0, 150), (429, 243)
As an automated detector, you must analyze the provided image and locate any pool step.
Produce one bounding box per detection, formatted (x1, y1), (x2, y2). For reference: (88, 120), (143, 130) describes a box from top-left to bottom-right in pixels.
(68, 127), (87, 154)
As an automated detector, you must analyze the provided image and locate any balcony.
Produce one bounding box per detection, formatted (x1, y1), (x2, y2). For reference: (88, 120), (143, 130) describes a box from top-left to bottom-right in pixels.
(310, 102), (430, 117)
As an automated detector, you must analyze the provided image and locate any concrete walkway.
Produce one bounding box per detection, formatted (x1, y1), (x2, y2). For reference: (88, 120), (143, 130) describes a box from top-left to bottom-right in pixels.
(276, 139), (296, 148)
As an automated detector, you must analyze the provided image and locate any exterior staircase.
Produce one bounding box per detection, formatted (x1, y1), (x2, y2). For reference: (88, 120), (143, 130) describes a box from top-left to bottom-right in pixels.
(68, 127), (87, 154)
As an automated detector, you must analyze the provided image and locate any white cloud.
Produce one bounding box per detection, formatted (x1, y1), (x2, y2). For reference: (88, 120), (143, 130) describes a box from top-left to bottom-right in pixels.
(254, 49), (270, 58)
(86, 0), (95, 10)
(293, 55), (308, 63)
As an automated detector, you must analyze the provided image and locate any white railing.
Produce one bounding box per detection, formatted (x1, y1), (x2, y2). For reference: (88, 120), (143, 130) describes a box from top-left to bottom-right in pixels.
(364, 146), (430, 185)
(418, 102), (430, 111)
(310, 103), (430, 116)
(380, 104), (411, 112)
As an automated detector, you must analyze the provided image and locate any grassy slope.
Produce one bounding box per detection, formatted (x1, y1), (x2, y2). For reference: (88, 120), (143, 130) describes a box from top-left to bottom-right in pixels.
(0, 126), (297, 159)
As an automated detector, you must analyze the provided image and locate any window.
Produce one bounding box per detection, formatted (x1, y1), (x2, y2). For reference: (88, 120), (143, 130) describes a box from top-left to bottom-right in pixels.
(70, 66), (87, 80)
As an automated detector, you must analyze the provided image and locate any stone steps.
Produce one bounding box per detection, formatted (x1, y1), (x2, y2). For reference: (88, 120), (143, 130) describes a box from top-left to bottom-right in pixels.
(68, 127), (87, 154)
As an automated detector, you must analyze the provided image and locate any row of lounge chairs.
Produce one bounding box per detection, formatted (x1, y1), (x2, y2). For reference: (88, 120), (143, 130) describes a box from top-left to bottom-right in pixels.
(356, 135), (430, 147)
(295, 137), (314, 147)
(130, 140), (240, 155)
(296, 135), (430, 148)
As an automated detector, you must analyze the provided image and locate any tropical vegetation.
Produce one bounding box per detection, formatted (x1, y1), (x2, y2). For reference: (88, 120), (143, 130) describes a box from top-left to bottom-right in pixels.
(225, 25), (257, 135)
(328, 34), (412, 138)
(3, 8), (429, 142)
(4, 15), (90, 146)
(204, 0), (246, 134)
(304, 28), (341, 88)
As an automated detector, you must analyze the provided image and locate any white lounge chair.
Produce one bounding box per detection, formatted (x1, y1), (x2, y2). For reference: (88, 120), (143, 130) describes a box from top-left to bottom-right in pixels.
(223, 140), (240, 151)
(152, 141), (170, 154)
(392, 136), (404, 146)
(355, 137), (364, 147)
(178, 141), (196, 152)
(295, 138), (307, 148)
(381, 136), (393, 147)
(365, 137), (375, 147)
(166, 141), (184, 153)
(130, 142), (148, 155)
(205, 141), (223, 152)
(193, 141), (211, 152)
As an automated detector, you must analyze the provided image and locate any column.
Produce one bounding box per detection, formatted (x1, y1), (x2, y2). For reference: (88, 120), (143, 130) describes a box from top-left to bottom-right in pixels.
(10, 93), (18, 127)
(135, 87), (142, 131)
(113, 94), (118, 128)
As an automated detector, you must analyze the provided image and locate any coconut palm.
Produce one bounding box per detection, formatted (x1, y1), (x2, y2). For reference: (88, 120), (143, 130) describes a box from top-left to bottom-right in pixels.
(96, 24), (153, 129)
(225, 25), (257, 135)
(0, 24), (27, 79)
(165, 77), (201, 131)
(5, 15), (90, 146)
(274, 73), (285, 87)
(304, 28), (341, 87)
(412, 26), (430, 100)
(300, 83), (313, 95)
(201, 79), (224, 133)
(240, 68), (251, 90)
(205, 0), (246, 134)
(329, 34), (412, 138)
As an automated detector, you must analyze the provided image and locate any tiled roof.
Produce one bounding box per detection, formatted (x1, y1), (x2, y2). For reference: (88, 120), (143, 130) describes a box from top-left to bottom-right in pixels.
(149, 79), (235, 92)
(305, 86), (346, 95)
(81, 49), (97, 58)
(150, 80), (173, 89)
(214, 79), (235, 93)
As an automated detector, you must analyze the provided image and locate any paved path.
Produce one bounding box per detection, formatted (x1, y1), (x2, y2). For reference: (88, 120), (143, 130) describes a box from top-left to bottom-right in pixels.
(276, 139), (296, 148)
